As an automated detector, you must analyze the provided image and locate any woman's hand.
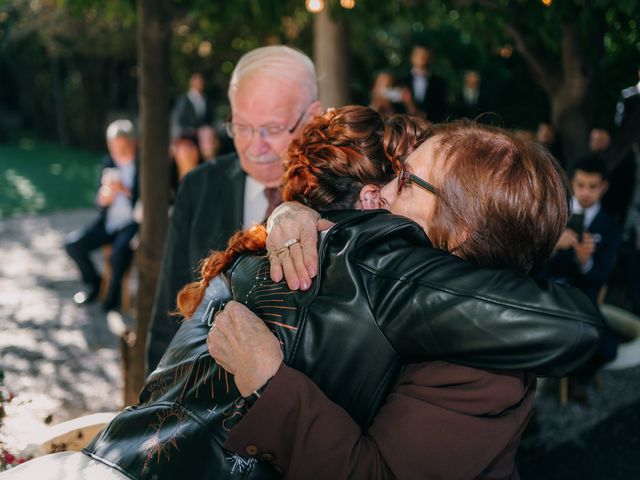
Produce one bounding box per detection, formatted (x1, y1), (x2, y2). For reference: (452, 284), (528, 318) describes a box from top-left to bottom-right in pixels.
(207, 301), (283, 397)
(266, 202), (333, 290)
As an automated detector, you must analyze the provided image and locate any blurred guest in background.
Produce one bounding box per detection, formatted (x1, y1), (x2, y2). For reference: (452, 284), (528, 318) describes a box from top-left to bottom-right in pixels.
(399, 45), (447, 122)
(535, 122), (565, 169)
(589, 127), (611, 153)
(615, 66), (640, 129)
(170, 72), (214, 140)
(451, 70), (490, 120)
(169, 131), (204, 202)
(513, 128), (536, 143)
(589, 127), (636, 226)
(196, 125), (221, 162)
(544, 155), (621, 404)
(368, 71), (411, 117)
(64, 119), (139, 313)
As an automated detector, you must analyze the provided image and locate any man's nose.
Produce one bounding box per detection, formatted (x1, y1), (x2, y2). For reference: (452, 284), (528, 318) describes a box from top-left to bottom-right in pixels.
(247, 131), (271, 155)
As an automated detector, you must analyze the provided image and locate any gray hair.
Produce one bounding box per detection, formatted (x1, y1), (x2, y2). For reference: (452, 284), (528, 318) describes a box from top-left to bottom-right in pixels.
(106, 119), (136, 141)
(228, 45), (318, 106)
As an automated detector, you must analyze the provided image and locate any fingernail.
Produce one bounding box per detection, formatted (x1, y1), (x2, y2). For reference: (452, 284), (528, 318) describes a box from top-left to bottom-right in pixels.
(300, 280), (309, 291)
(308, 267), (316, 277)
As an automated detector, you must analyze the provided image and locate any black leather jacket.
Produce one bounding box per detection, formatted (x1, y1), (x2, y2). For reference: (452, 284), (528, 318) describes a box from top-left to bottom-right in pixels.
(83, 210), (602, 479)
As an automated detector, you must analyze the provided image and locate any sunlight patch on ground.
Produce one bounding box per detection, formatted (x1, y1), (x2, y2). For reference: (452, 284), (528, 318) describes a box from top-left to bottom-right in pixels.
(3, 169), (46, 212)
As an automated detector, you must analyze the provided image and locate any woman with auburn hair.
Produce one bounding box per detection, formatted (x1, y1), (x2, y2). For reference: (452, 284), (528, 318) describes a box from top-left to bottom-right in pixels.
(3, 109), (600, 480)
(209, 120), (601, 479)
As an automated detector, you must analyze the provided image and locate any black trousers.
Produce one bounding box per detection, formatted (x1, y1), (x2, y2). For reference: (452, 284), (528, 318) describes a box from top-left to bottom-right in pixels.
(64, 217), (138, 307)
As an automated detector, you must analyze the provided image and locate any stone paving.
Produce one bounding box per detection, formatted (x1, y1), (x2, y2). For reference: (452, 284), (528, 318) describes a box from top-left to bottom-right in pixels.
(0, 209), (126, 453)
(1, 209), (640, 477)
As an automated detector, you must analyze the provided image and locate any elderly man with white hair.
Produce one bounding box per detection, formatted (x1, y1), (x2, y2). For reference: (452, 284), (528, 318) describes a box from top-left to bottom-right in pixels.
(64, 118), (139, 312)
(146, 45), (322, 372)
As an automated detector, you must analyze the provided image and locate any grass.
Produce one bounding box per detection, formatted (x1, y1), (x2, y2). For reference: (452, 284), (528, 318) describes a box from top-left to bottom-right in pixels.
(0, 136), (102, 218)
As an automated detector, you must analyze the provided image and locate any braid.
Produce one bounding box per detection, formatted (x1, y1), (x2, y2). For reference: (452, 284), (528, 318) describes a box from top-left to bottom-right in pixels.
(176, 225), (267, 319)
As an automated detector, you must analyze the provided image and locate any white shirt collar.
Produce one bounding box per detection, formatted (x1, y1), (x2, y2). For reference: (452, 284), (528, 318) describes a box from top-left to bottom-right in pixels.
(243, 175), (269, 228)
(571, 196), (601, 228)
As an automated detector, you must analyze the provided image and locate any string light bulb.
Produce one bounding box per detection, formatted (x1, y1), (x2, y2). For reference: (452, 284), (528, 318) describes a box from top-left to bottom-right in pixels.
(306, 0), (325, 13)
(541, 0), (553, 6)
(340, 0), (356, 9)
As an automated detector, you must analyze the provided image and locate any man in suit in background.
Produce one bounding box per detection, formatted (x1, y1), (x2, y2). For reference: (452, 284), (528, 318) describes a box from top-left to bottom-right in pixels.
(170, 72), (214, 139)
(146, 46), (322, 373)
(452, 70), (490, 120)
(548, 154), (621, 303)
(65, 119), (139, 312)
(545, 154), (621, 403)
(400, 45), (447, 123)
(615, 66), (640, 130)
(588, 127), (636, 226)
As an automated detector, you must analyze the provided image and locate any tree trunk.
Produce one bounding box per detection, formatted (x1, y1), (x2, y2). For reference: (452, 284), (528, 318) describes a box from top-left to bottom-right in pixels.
(507, 19), (594, 172)
(313, 7), (350, 108)
(551, 91), (590, 172)
(123, 0), (172, 406)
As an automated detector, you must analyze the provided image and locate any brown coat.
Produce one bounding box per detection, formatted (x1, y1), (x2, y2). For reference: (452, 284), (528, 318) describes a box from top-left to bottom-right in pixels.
(225, 362), (535, 479)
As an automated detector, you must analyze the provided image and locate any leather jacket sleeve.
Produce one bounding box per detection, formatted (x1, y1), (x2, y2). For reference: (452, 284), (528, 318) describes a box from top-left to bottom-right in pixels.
(324, 210), (603, 377)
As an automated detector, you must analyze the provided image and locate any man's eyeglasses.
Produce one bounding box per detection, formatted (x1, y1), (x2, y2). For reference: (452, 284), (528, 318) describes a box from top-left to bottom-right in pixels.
(225, 108), (308, 141)
(397, 168), (438, 196)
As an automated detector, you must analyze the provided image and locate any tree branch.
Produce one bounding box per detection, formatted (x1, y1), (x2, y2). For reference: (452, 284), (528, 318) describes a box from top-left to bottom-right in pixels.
(504, 22), (559, 94)
(559, 21), (591, 99)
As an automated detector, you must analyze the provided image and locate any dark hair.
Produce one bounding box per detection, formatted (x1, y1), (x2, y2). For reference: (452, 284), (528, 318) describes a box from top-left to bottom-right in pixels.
(573, 153), (607, 180)
(169, 131), (204, 198)
(425, 120), (570, 274)
(176, 106), (431, 318)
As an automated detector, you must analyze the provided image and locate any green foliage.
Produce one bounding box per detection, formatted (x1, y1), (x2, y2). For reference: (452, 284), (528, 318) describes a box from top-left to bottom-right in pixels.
(0, 0), (637, 147)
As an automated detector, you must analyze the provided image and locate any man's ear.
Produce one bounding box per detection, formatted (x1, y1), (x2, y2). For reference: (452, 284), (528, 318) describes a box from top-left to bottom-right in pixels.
(600, 179), (609, 197)
(359, 184), (383, 210)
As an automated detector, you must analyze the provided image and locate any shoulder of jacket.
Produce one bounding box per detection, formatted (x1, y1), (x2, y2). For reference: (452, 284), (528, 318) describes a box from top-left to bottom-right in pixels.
(321, 210), (427, 254)
(326, 209), (416, 232)
(183, 153), (240, 184)
(101, 155), (115, 168)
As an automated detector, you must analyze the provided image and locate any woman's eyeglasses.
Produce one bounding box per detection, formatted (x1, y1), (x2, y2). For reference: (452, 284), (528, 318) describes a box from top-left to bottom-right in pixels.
(397, 169), (438, 196)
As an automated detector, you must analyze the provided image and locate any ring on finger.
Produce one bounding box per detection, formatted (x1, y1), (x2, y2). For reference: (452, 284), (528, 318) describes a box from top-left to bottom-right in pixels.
(283, 238), (300, 248)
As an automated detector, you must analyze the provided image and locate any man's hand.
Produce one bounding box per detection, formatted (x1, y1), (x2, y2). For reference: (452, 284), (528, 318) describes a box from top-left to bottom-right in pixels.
(207, 301), (283, 397)
(555, 229), (579, 251)
(97, 179), (131, 207)
(97, 185), (116, 207)
(266, 202), (333, 290)
(574, 232), (596, 267)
